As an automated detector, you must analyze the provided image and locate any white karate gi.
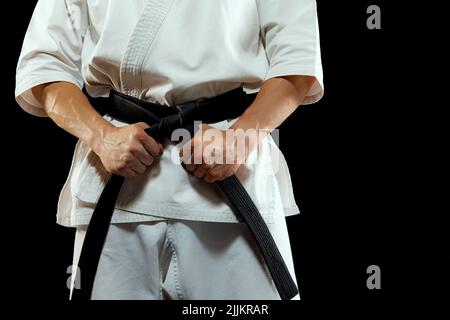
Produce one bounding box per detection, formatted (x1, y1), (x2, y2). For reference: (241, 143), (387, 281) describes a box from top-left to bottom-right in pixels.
(15, 0), (324, 300)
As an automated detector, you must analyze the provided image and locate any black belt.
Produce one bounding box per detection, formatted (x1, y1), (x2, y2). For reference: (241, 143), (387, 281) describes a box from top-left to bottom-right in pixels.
(72, 87), (298, 300)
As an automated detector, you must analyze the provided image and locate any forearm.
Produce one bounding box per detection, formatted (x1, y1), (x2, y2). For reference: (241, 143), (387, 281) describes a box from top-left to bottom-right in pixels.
(32, 81), (114, 153)
(231, 75), (315, 132)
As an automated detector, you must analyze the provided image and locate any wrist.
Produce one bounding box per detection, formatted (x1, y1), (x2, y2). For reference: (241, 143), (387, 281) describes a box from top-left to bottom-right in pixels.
(230, 113), (257, 132)
(229, 116), (271, 159)
(87, 120), (115, 155)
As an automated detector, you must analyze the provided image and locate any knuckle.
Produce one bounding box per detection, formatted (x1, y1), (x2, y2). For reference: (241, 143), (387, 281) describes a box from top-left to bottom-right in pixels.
(194, 170), (203, 178)
(132, 132), (142, 141)
(203, 163), (214, 171)
(137, 122), (149, 129)
(131, 125), (144, 136)
(128, 144), (140, 155)
(209, 171), (220, 179)
(204, 176), (215, 183)
(135, 168), (144, 174)
(116, 162), (127, 171)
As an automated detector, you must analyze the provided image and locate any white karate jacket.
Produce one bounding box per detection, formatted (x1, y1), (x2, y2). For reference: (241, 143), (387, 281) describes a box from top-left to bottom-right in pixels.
(15, 0), (324, 227)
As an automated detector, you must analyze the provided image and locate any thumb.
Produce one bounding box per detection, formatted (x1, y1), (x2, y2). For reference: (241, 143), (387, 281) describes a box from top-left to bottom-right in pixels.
(135, 122), (150, 129)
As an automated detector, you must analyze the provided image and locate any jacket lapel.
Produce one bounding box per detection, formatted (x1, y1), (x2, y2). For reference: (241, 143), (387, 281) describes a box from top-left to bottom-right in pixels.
(120, 0), (176, 97)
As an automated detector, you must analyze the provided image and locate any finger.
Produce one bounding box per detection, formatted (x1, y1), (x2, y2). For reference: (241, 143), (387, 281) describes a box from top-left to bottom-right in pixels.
(201, 159), (218, 177)
(222, 165), (239, 179)
(189, 133), (204, 164)
(185, 163), (198, 172)
(212, 166), (236, 181)
(204, 165), (233, 183)
(179, 138), (195, 164)
(201, 153), (217, 171)
(193, 165), (208, 179)
(135, 122), (150, 129)
(203, 165), (220, 183)
(203, 172), (219, 184)
(141, 135), (161, 157)
(133, 122), (160, 156)
(181, 147), (198, 172)
(130, 160), (147, 174)
(134, 143), (154, 166)
(118, 168), (138, 179)
(181, 161), (193, 175)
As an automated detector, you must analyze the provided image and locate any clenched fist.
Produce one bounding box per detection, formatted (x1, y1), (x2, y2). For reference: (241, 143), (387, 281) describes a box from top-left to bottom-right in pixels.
(92, 122), (163, 178)
(179, 123), (261, 183)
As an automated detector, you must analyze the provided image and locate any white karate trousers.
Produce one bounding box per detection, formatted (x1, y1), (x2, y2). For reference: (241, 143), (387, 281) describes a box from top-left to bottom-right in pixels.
(72, 211), (300, 300)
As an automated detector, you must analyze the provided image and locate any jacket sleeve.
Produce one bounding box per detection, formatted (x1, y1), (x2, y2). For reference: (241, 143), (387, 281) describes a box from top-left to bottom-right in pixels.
(15, 0), (89, 116)
(256, 0), (324, 104)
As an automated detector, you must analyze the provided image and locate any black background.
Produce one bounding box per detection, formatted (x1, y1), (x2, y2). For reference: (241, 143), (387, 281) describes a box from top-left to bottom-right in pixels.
(1, 0), (448, 311)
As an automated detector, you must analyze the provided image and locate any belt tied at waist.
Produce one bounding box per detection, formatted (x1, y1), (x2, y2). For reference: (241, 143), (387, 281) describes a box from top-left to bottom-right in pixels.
(72, 87), (299, 300)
